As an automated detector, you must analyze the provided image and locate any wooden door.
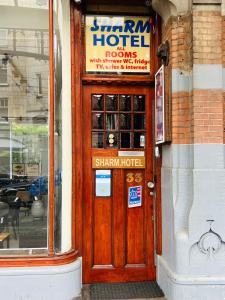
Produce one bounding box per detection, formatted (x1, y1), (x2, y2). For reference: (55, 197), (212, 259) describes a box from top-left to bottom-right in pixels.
(83, 85), (155, 283)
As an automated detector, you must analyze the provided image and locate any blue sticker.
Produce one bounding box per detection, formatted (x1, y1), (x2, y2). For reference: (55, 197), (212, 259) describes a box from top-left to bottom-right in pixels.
(128, 186), (142, 208)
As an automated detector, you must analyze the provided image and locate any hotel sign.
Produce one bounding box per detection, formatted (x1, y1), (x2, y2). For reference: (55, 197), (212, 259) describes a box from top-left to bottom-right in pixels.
(85, 15), (151, 73)
(92, 157), (145, 169)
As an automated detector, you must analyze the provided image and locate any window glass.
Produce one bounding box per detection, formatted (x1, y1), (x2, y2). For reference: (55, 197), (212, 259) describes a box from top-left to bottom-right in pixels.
(53, 0), (62, 253)
(91, 94), (146, 149)
(52, 0), (72, 254)
(0, 0), (49, 253)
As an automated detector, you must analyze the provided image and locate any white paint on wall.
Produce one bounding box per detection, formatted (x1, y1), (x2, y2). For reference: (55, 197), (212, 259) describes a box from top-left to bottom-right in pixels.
(158, 144), (225, 300)
(0, 259), (82, 300)
(172, 69), (193, 93)
(222, 68), (225, 91)
(158, 255), (225, 300)
(193, 64), (223, 90)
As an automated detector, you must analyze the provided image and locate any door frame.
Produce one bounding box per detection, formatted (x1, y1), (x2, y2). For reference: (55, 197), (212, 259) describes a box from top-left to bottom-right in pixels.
(70, 0), (163, 270)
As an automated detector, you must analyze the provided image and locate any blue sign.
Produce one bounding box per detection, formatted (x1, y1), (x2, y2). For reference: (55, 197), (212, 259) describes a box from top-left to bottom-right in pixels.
(128, 186), (142, 208)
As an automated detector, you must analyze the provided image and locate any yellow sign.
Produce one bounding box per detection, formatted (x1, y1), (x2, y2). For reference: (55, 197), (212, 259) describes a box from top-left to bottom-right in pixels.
(92, 157), (145, 169)
(85, 15), (151, 73)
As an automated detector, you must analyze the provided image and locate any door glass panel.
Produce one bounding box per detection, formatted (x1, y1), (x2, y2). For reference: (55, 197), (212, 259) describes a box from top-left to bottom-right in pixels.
(92, 113), (104, 129)
(121, 132), (132, 148)
(134, 114), (145, 130)
(134, 95), (145, 111)
(134, 132), (145, 148)
(106, 132), (118, 148)
(120, 95), (131, 111)
(106, 114), (118, 130)
(106, 95), (118, 111)
(120, 114), (131, 130)
(92, 94), (104, 111)
(91, 93), (146, 149)
(92, 132), (104, 148)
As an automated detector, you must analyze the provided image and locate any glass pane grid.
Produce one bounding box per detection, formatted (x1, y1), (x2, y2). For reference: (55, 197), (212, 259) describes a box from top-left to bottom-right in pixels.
(106, 94), (118, 111)
(91, 93), (146, 149)
(92, 94), (104, 111)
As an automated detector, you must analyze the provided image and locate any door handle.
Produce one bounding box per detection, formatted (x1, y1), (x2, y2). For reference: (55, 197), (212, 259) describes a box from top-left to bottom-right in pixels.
(147, 181), (155, 189)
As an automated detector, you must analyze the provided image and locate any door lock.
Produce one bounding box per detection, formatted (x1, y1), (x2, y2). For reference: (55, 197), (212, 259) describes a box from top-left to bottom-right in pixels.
(147, 181), (155, 189)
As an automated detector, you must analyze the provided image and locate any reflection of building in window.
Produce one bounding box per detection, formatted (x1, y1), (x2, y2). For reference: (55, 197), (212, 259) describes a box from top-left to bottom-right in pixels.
(0, 29), (8, 48)
(0, 26), (49, 178)
(35, 31), (42, 55)
(36, 73), (42, 98)
(36, 0), (48, 6)
(0, 29), (49, 59)
(0, 60), (7, 85)
(0, 98), (8, 119)
(0, 0), (48, 9)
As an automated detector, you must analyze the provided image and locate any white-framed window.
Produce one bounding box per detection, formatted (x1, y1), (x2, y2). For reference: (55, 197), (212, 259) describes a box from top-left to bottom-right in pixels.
(0, 98), (8, 108)
(36, 73), (43, 98)
(35, 31), (42, 54)
(0, 29), (8, 48)
(0, 60), (7, 85)
(0, 97), (8, 119)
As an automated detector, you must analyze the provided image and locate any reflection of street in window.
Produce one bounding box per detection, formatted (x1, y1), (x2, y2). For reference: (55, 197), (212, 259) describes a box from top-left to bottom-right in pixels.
(0, 1), (51, 252)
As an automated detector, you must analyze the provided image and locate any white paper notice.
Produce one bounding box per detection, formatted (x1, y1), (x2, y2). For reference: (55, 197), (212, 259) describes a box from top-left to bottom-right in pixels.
(96, 170), (111, 197)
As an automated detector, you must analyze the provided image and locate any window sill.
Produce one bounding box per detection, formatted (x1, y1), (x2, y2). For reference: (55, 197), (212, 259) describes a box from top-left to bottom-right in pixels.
(0, 248), (48, 256)
(0, 249), (79, 267)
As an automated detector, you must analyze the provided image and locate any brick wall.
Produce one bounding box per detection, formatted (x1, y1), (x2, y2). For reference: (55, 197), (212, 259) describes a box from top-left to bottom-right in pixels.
(162, 15), (192, 144)
(223, 17), (225, 143)
(192, 89), (223, 143)
(171, 15), (192, 72)
(172, 92), (192, 144)
(193, 9), (223, 144)
(193, 11), (222, 64)
(161, 8), (224, 144)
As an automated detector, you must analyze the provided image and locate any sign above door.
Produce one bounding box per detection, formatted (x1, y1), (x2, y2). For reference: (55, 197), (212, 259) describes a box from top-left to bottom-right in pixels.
(85, 15), (151, 74)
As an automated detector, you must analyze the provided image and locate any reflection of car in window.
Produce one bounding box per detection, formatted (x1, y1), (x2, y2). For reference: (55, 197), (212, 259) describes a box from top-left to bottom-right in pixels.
(28, 176), (48, 197)
(0, 176), (48, 208)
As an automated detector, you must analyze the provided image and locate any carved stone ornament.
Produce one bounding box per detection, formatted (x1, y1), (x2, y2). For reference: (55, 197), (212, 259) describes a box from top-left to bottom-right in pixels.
(190, 220), (225, 265)
(152, 0), (192, 23)
(197, 229), (222, 255)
